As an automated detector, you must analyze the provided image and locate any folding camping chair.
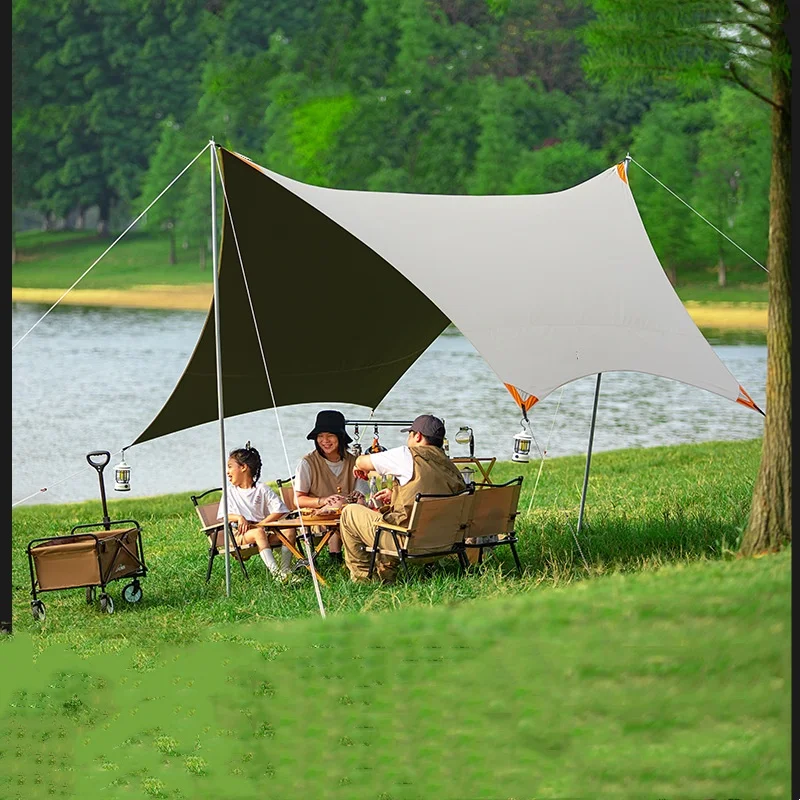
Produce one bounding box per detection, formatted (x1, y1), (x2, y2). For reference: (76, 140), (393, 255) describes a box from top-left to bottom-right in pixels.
(463, 476), (524, 574)
(367, 486), (475, 580)
(190, 488), (260, 581)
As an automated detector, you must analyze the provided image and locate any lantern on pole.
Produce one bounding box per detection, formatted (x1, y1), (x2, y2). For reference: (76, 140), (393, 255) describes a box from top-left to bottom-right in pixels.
(512, 423), (532, 463)
(454, 425), (475, 458)
(114, 454), (131, 492)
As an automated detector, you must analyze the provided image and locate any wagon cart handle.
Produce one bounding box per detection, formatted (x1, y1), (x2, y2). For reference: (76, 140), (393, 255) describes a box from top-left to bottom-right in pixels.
(86, 451), (111, 470)
(86, 450), (112, 529)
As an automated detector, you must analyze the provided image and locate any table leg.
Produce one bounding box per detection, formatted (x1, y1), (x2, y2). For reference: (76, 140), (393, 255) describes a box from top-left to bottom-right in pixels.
(277, 532), (327, 586)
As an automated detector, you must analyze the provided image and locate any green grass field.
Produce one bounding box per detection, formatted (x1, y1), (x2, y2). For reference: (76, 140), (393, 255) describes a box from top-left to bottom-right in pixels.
(12, 230), (214, 290)
(6, 439), (791, 798)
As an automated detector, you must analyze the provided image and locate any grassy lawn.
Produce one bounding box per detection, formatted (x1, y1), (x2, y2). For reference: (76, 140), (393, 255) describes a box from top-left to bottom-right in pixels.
(12, 230), (214, 290)
(10, 439), (765, 650)
(5, 438), (790, 797)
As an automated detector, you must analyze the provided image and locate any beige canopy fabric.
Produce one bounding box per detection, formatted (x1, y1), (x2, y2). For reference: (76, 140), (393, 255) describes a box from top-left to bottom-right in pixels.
(131, 147), (758, 447)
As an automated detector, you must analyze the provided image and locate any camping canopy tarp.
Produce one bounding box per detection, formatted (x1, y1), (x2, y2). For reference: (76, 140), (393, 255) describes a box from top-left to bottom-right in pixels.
(131, 147), (758, 447)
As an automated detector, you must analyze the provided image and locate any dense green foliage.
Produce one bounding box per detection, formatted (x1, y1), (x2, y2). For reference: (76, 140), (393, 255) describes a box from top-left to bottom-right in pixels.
(12, 0), (772, 281)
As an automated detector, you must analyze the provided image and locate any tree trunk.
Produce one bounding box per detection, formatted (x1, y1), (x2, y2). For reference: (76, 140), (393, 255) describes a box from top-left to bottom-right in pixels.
(716, 257), (726, 288)
(740, 6), (791, 555)
(168, 227), (177, 266)
(96, 193), (111, 237)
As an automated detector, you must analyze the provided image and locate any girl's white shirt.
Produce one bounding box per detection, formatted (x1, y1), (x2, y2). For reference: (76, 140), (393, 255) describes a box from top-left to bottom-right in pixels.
(218, 482), (288, 521)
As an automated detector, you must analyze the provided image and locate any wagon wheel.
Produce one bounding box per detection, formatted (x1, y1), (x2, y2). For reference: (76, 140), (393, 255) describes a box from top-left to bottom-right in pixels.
(122, 580), (143, 604)
(85, 586), (96, 604)
(99, 593), (114, 615)
(31, 600), (46, 621)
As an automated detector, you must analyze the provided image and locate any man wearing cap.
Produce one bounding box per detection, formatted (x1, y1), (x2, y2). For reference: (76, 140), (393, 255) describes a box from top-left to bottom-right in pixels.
(339, 414), (465, 583)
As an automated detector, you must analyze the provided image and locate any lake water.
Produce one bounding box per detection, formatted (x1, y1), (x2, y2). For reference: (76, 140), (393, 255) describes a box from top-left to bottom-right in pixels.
(12, 303), (766, 508)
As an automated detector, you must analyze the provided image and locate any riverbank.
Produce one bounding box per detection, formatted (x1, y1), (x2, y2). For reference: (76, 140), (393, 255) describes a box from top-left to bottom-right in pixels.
(11, 284), (215, 312)
(11, 285), (770, 330)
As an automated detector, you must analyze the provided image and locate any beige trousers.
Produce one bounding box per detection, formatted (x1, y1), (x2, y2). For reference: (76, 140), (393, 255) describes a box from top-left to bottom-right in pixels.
(339, 504), (399, 582)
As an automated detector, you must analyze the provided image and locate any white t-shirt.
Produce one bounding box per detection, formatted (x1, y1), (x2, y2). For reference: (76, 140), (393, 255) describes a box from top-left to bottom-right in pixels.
(218, 482), (288, 522)
(368, 446), (415, 486)
(294, 457), (370, 495)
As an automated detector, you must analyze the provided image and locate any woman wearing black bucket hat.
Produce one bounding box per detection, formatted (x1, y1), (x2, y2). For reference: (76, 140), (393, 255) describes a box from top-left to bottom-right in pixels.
(294, 410), (370, 565)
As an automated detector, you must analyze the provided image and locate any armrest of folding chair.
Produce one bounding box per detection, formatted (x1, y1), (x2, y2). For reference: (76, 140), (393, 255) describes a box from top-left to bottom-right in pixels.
(375, 521), (410, 534)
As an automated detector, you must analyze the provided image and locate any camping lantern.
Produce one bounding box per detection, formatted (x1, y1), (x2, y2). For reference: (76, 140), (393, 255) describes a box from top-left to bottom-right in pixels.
(512, 425), (532, 463)
(455, 425), (475, 458)
(114, 457), (131, 492)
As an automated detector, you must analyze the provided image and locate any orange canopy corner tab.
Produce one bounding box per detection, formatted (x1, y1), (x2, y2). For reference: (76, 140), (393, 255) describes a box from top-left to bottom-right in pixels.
(616, 162), (628, 184)
(737, 385), (765, 416)
(504, 383), (538, 412)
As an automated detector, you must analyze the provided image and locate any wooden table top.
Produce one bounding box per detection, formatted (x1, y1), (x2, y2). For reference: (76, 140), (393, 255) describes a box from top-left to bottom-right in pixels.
(259, 511), (341, 528)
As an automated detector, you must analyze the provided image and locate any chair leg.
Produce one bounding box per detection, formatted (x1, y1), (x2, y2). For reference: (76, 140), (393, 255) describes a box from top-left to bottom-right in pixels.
(206, 550), (215, 582)
(228, 535), (250, 580)
(509, 541), (523, 575)
(368, 530), (380, 579)
(390, 533), (410, 580)
(398, 553), (409, 579)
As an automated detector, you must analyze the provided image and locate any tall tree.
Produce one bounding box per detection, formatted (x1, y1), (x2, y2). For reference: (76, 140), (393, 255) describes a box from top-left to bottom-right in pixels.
(583, 0), (790, 554)
(508, 139), (606, 194)
(690, 86), (771, 285)
(628, 99), (714, 283)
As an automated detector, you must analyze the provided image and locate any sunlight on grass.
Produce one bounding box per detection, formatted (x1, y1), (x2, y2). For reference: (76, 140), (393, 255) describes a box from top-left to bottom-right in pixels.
(6, 438), (790, 797)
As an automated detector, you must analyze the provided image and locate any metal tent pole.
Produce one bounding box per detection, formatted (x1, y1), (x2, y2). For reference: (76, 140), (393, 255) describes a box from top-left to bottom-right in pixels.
(209, 139), (232, 597)
(576, 372), (602, 536)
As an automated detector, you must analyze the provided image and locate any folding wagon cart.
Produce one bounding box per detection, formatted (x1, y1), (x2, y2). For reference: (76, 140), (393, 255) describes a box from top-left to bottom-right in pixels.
(27, 451), (148, 620)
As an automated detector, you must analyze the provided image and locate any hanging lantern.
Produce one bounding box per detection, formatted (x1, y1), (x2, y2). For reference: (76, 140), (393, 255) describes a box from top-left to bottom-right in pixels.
(512, 425), (532, 463)
(114, 456), (131, 492)
(454, 425), (475, 457)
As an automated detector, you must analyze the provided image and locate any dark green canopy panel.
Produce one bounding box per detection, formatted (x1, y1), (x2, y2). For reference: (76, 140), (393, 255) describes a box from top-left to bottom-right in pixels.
(131, 148), (449, 446)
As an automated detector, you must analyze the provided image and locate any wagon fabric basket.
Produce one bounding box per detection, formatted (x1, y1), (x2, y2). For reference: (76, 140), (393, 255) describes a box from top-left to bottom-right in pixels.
(27, 521), (147, 619)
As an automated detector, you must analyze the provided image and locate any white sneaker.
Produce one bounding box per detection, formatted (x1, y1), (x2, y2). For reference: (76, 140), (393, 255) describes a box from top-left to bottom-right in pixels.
(279, 568), (302, 585)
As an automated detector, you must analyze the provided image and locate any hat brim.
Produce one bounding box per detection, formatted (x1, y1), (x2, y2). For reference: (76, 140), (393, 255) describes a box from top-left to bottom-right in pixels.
(307, 427), (353, 445)
(399, 427), (412, 433)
